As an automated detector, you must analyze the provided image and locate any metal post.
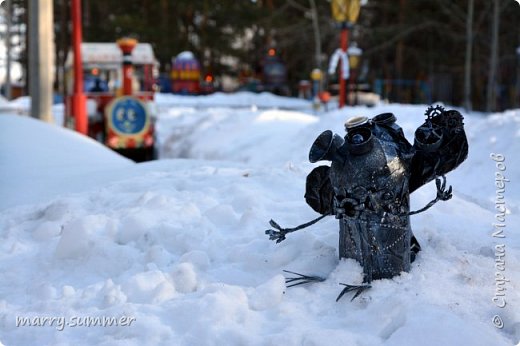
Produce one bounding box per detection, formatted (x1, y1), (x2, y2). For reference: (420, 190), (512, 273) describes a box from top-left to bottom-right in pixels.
(71, 0), (87, 134)
(339, 28), (348, 108)
(28, 0), (53, 122)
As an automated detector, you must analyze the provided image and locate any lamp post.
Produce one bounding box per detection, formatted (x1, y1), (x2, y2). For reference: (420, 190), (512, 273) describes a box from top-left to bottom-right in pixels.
(347, 43), (362, 106)
(310, 68), (323, 99)
(311, 68), (323, 111)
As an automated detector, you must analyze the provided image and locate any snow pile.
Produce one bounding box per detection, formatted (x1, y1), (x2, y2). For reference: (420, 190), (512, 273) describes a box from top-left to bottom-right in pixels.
(156, 107), (318, 164)
(155, 91), (312, 110)
(0, 98), (519, 345)
(0, 114), (132, 209)
(0, 95), (14, 110)
(4, 96), (65, 125)
(0, 96), (23, 114)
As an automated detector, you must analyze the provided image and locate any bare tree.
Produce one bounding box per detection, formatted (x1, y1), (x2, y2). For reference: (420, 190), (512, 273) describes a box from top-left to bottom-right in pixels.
(4, 0), (12, 99)
(486, 0), (499, 113)
(309, 0), (322, 69)
(463, 0), (474, 111)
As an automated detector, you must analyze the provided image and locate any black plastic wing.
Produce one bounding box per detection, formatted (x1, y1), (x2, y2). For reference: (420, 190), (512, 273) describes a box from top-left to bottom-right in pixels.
(304, 165), (334, 215)
(409, 109), (468, 193)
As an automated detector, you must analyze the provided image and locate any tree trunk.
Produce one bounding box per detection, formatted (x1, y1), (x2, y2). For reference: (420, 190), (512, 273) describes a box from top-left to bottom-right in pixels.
(395, 0), (406, 102)
(5, 0), (12, 99)
(56, 0), (68, 97)
(309, 0), (322, 70)
(486, 0), (499, 113)
(463, 0), (474, 111)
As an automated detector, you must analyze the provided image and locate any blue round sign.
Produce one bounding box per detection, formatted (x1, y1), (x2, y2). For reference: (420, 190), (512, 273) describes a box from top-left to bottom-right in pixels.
(109, 98), (147, 135)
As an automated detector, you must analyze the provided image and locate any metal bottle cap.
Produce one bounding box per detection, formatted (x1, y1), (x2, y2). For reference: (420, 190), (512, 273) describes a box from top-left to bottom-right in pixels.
(345, 116), (369, 130)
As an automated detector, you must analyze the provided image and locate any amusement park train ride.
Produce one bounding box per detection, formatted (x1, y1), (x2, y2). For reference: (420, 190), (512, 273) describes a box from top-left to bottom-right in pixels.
(64, 39), (158, 162)
(63, 39), (291, 162)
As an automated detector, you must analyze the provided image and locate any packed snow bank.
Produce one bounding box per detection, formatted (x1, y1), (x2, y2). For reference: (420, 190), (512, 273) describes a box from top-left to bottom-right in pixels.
(155, 91), (312, 110)
(5, 96), (65, 125)
(1, 158), (517, 345)
(0, 114), (132, 209)
(157, 103), (519, 206)
(0, 101), (519, 345)
(0, 95), (14, 110)
(156, 107), (319, 164)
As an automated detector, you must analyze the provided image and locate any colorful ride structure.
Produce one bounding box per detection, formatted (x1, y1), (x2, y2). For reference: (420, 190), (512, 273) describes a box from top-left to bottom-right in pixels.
(64, 39), (158, 161)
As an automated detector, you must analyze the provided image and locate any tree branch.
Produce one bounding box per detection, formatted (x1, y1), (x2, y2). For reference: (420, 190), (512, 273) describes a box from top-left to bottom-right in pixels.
(437, 0), (467, 23)
(363, 21), (436, 56)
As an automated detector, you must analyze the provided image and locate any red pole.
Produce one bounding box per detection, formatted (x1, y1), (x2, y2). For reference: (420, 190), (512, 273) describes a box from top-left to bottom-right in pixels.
(339, 28), (349, 108)
(144, 64), (151, 91)
(117, 38), (138, 96)
(71, 0), (87, 134)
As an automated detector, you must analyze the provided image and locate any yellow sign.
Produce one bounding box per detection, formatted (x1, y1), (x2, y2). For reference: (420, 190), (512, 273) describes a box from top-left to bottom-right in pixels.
(331, 0), (361, 24)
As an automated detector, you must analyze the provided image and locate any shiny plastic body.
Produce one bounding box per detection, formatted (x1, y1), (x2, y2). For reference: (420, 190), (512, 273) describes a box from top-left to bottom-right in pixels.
(305, 109), (468, 282)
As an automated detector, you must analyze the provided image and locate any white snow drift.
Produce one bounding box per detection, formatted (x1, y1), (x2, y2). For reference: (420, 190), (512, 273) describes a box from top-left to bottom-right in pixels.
(0, 94), (519, 346)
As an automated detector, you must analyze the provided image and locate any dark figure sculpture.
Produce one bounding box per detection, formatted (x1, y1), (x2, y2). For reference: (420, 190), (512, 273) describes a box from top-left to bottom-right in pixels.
(266, 106), (468, 301)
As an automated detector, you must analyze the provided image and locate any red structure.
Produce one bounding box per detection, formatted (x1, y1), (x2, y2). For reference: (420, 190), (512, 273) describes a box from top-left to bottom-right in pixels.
(117, 38), (138, 96)
(339, 28), (349, 108)
(171, 51), (201, 94)
(71, 0), (87, 134)
(64, 39), (157, 161)
(330, 0), (360, 108)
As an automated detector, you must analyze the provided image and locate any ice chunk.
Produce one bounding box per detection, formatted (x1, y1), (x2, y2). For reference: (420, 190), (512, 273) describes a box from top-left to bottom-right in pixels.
(171, 262), (198, 294)
(54, 218), (93, 259)
(249, 275), (285, 311)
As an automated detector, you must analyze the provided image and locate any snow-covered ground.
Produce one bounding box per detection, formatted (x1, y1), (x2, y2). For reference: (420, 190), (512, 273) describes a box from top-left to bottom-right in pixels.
(155, 91), (312, 110)
(0, 93), (519, 346)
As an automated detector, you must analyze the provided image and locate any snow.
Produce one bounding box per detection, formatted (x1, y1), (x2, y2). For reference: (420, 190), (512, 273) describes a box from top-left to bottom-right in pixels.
(155, 91), (312, 110)
(0, 114), (132, 209)
(0, 94), (519, 346)
(3, 96), (66, 125)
